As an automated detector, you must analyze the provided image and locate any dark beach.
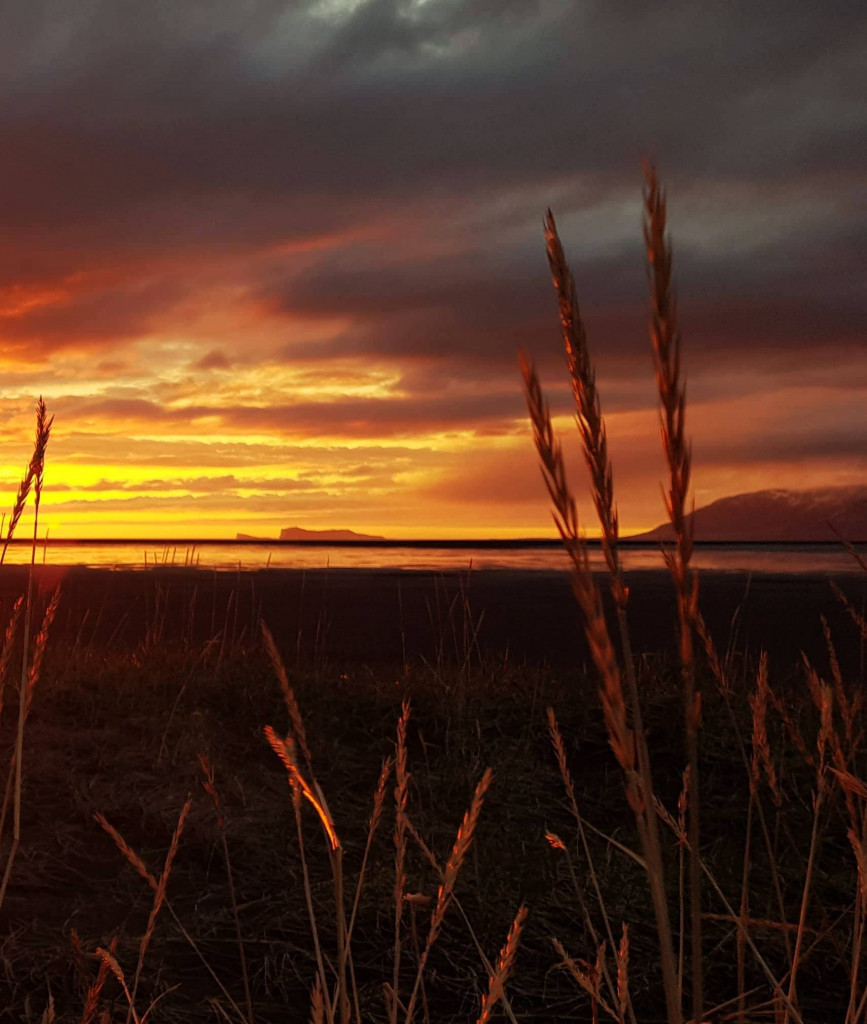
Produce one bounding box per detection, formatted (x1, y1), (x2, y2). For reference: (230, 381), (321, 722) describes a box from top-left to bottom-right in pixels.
(6, 563), (864, 679)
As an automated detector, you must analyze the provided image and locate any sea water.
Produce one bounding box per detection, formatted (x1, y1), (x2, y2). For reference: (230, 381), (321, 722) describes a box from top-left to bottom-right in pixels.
(1, 541), (865, 574)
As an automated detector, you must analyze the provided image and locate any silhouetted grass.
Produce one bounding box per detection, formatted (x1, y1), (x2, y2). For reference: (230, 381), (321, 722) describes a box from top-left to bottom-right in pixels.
(0, 630), (861, 1023)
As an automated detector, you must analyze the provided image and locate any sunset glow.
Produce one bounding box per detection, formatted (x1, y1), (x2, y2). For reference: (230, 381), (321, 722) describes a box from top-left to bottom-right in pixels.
(0, 2), (862, 540)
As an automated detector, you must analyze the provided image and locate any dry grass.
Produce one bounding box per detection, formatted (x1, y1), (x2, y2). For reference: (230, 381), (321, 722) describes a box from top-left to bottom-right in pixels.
(525, 195), (681, 1022)
(2, 622), (866, 1021)
(0, 397), (52, 566)
(0, 397), (56, 911)
(477, 904), (528, 1024)
(522, 164), (867, 1024)
(643, 163), (703, 1024)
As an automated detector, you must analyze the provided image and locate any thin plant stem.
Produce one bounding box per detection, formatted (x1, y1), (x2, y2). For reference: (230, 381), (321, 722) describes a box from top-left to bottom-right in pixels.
(293, 782), (334, 1024)
(696, 611), (793, 968)
(403, 768), (493, 1024)
(737, 789), (755, 1024)
(332, 846), (351, 1024)
(846, 804), (867, 1023)
(199, 755), (253, 1024)
(392, 701), (410, 1024)
(643, 163), (702, 1023)
(127, 798), (191, 1024)
(656, 810), (803, 1024)
(784, 771), (827, 1022)
(405, 818), (521, 1024)
(547, 711), (627, 1019)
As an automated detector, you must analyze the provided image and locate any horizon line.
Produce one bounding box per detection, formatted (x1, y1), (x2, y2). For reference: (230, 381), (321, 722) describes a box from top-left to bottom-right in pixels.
(0, 537), (857, 548)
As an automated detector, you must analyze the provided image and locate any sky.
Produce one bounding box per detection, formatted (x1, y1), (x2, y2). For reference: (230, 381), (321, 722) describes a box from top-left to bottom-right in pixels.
(0, 0), (864, 539)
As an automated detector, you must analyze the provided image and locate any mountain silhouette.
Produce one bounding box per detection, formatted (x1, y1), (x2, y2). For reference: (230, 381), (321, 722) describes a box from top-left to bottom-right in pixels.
(631, 486), (867, 542)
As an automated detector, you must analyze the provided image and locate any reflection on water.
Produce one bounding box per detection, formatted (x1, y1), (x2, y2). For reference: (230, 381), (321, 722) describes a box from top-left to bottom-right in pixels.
(1, 541), (865, 574)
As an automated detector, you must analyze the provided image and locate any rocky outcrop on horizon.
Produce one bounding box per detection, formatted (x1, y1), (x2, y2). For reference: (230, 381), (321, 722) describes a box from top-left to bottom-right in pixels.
(279, 527), (386, 541)
(631, 486), (867, 542)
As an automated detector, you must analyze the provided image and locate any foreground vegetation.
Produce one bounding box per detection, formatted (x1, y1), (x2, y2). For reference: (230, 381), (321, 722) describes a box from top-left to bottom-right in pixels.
(2, 165), (867, 1023)
(0, 627), (863, 1024)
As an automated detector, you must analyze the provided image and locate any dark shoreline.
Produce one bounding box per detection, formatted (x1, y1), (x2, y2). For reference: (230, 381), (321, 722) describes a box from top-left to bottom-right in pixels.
(3, 563), (863, 677)
(4, 537), (866, 547)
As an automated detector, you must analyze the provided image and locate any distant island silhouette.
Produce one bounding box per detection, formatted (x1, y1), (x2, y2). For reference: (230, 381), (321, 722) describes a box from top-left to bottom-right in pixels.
(236, 527), (386, 542)
(230, 492), (867, 545)
(631, 486), (867, 542)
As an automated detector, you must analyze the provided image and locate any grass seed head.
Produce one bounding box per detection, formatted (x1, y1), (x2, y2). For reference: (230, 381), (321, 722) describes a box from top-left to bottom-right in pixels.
(477, 904), (528, 1024)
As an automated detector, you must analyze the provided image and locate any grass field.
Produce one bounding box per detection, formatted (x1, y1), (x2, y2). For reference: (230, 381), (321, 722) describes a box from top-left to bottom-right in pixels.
(0, 585), (862, 1023)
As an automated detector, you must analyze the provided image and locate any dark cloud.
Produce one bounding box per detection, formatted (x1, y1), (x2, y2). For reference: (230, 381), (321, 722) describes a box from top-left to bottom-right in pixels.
(0, 274), (193, 353)
(697, 417), (867, 466)
(52, 387), (526, 437)
(194, 349), (233, 371)
(213, 391), (527, 438)
(0, 0), (861, 374)
(1, 2), (863, 240)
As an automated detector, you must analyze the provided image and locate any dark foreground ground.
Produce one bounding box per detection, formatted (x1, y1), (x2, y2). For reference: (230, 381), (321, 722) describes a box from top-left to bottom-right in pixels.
(0, 566), (865, 1022)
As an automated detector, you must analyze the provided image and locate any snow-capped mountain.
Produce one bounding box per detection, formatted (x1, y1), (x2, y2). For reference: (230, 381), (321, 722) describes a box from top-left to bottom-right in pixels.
(631, 486), (867, 542)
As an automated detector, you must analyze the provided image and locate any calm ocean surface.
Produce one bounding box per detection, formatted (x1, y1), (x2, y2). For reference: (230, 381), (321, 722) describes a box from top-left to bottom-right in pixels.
(3, 541), (866, 574)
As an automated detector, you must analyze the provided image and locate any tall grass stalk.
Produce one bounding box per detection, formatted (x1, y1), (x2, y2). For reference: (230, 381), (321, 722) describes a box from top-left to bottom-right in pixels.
(0, 397), (51, 564)
(96, 948), (140, 1024)
(0, 398), (53, 911)
(15, 398), (52, 828)
(264, 724), (341, 1022)
(127, 798), (191, 1022)
(520, 354), (681, 1023)
(262, 619), (313, 772)
(783, 684), (833, 1022)
(405, 816), (521, 1024)
(95, 810), (249, 1023)
(332, 844), (351, 1024)
(391, 699), (411, 1024)
(0, 596), (24, 725)
(0, 585), (60, 872)
(346, 756), (392, 1024)
(477, 904), (528, 1024)
(642, 164), (703, 1023)
(292, 779), (334, 1024)
(81, 936), (117, 1024)
(542, 208), (680, 1022)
